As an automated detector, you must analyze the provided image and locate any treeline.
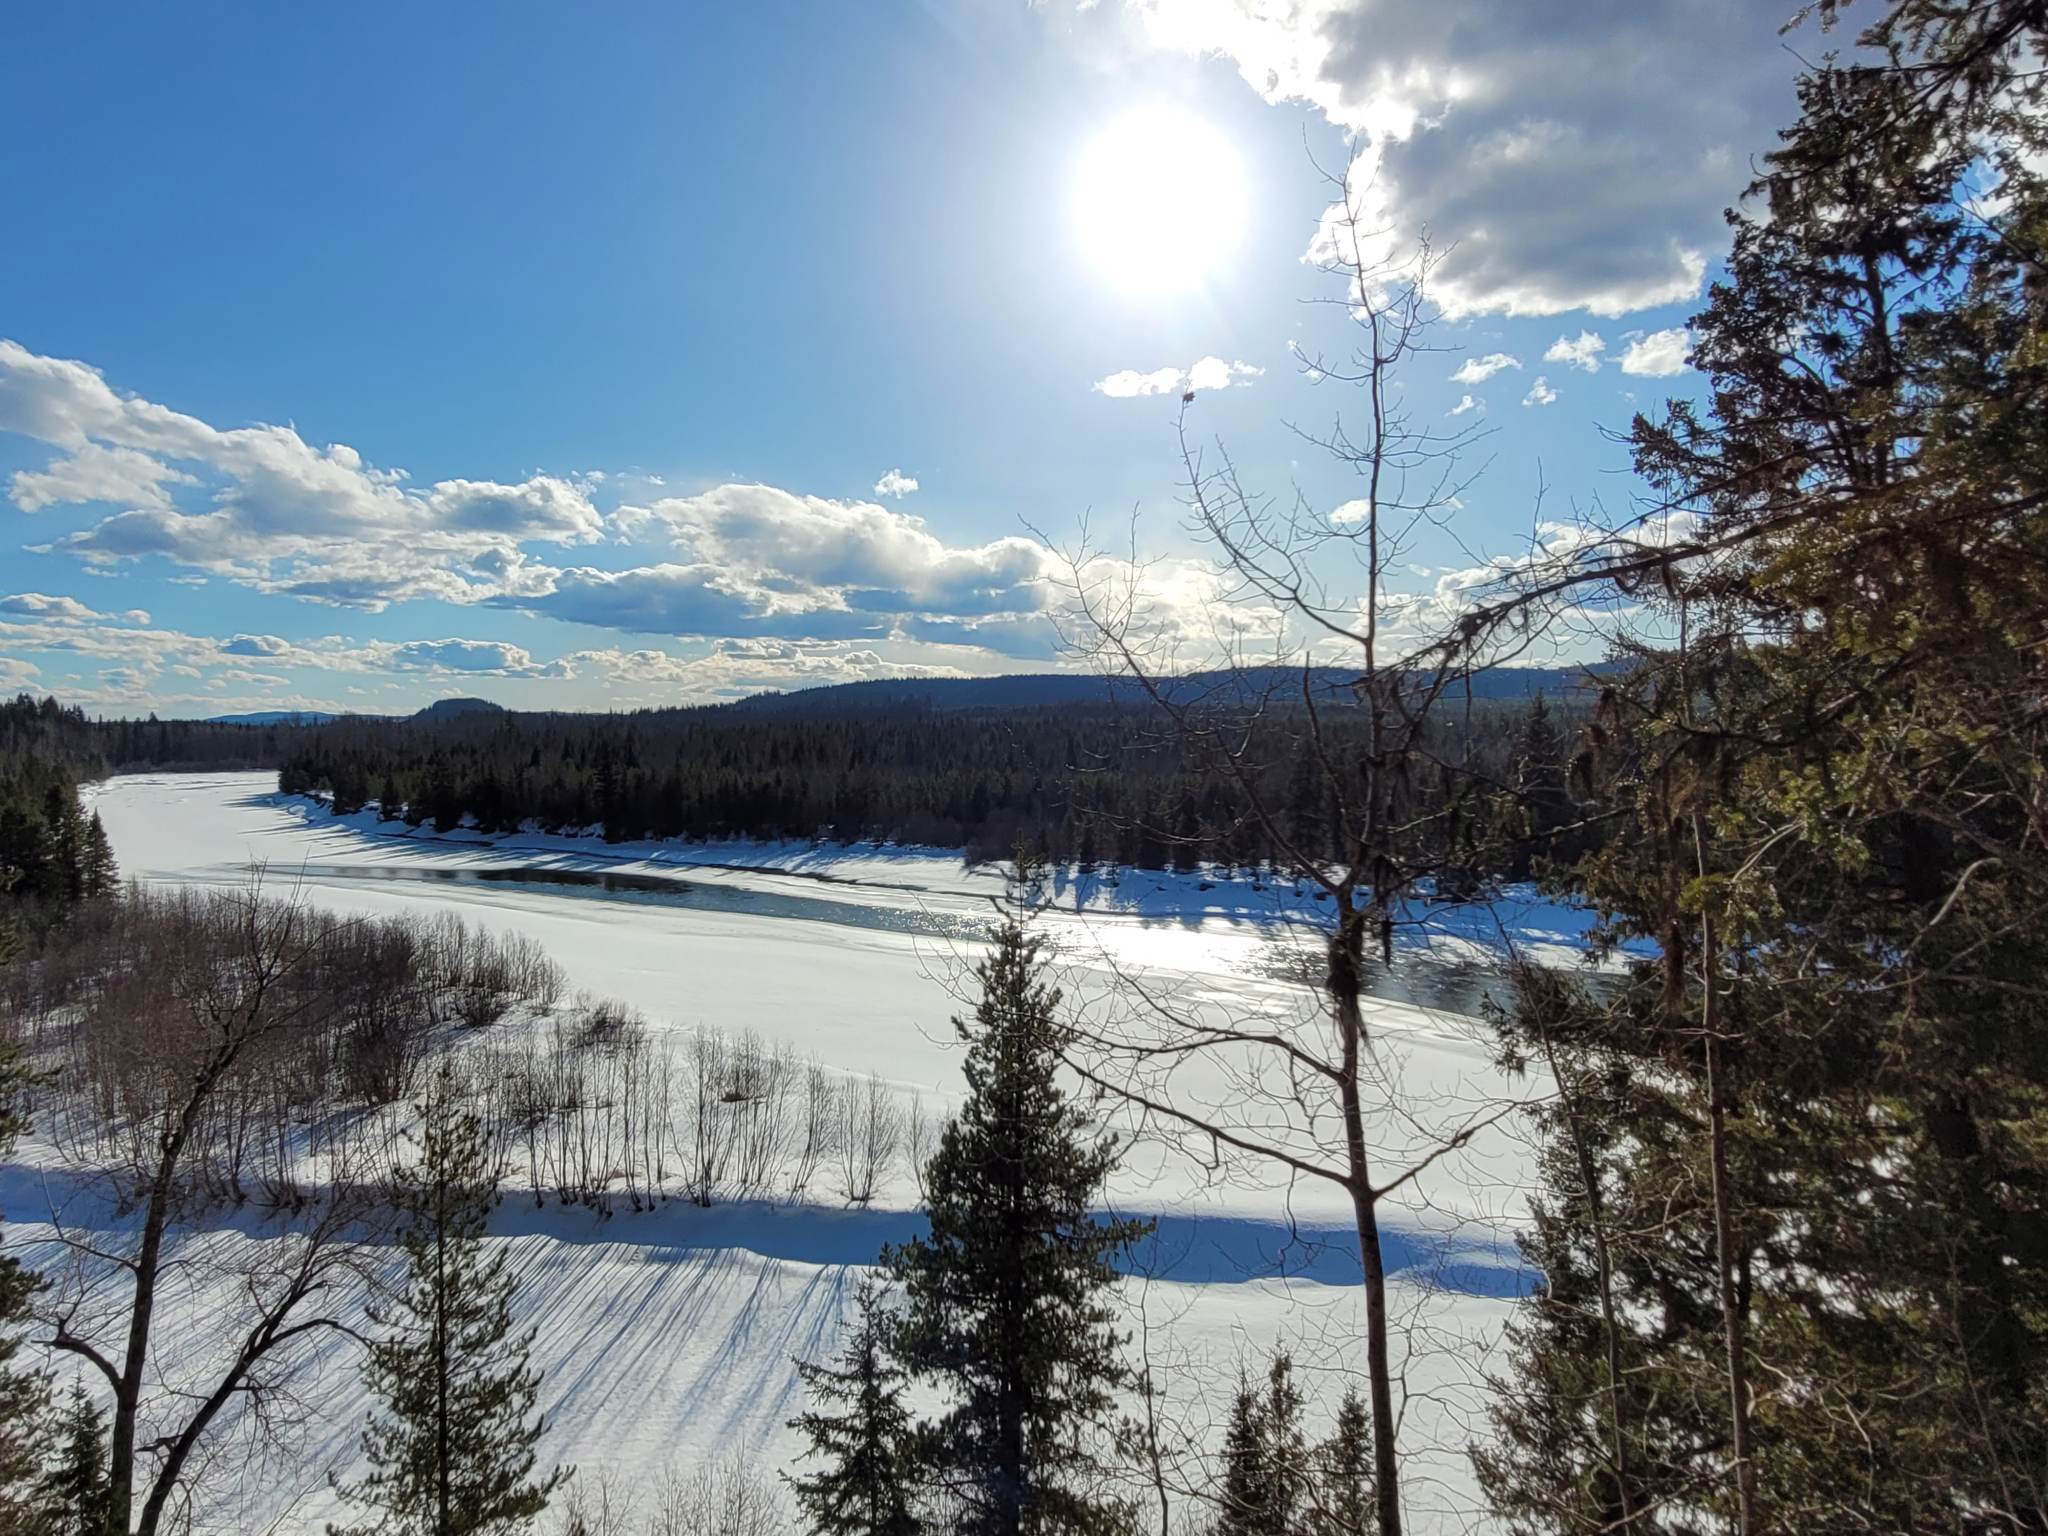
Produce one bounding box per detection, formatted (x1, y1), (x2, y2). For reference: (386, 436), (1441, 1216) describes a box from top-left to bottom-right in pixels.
(275, 692), (1591, 874)
(93, 711), (322, 771)
(0, 695), (115, 912)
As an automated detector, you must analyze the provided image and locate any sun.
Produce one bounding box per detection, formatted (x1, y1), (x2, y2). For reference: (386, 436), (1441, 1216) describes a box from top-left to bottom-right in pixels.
(1073, 105), (1247, 294)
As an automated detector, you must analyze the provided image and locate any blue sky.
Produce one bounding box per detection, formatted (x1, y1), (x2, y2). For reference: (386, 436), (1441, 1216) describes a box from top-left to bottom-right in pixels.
(0, 2), (1811, 715)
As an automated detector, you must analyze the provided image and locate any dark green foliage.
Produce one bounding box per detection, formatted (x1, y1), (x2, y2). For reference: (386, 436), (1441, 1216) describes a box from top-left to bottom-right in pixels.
(78, 815), (114, 900)
(1215, 1355), (1308, 1536)
(1212, 1356), (1372, 1536)
(788, 1278), (921, 1536)
(37, 1384), (108, 1536)
(273, 693), (1592, 873)
(0, 914), (53, 1533)
(331, 1070), (567, 1536)
(0, 696), (109, 914)
(1312, 1392), (1371, 1536)
(1480, 3), (2048, 1528)
(884, 918), (1152, 1536)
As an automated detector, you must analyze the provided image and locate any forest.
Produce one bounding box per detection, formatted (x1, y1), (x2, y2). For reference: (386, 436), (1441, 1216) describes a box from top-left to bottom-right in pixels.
(0, 0), (2044, 1532)
(270, 689), (1589, 876)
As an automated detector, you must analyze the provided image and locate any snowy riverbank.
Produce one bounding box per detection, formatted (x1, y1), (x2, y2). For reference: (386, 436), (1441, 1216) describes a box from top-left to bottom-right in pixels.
(37, 771), (1586, 1531)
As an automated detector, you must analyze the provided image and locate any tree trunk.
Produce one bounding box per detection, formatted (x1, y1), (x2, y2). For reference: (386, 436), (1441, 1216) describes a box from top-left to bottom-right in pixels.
(1548, 1037), (1638, 1532)
(1700, 908), (1758, 1535)
(437, 1170), (451, 1536)
(1333, 914), (1402, 1536)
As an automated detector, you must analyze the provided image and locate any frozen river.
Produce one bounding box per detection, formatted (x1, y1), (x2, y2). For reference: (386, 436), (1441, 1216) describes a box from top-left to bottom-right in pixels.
(50, 771), (1569, 1530)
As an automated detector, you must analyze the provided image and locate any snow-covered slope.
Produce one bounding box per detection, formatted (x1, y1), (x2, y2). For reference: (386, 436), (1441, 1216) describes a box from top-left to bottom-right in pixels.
(13, 773), (1598, 1531)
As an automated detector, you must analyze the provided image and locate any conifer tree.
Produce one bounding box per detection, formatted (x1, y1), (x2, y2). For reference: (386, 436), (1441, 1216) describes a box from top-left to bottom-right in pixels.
(1480, 2), (2048, 1528)
(331, 1069), (567, 1536)
(1311, 1391), (1371, 1536)
(0, 913), (53, 1533)
(788, 1277), (920, 1536)
(1214, 1354), (1309, 1536)
(38, 786), (82, 905)
(884, 894), (1151, 1536)
(78, 814), (115, 900)
(38, 1383), (107, 1536)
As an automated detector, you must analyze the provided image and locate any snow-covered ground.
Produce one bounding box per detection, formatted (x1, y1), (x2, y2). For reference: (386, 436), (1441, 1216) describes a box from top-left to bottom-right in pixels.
(3, 773), (1605, 1531)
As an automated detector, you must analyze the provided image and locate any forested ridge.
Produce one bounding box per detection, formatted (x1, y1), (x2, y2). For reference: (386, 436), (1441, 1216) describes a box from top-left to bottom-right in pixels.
(272, 691), (1591, 873)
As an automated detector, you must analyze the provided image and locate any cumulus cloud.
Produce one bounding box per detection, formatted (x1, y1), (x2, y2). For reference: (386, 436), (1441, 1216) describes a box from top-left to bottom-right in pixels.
(1449, 394), (1483, 417)
(873, 468), (919, 499)
(1523, 377), (1559, 408)
(1094, 357), (1262, 398)
(383, 638), (572, 678)
(570, 639), (962, 699)
(611, 484), (1056, 625)
(10, 443), (198, 512)
(0, 340), (601, 609)
(1451, 353), (1520, 384)
(1123, 0), (1806, 317)
(0, 592), (102, 621)
(1619, 327), (1692, 377)
(1544, 331), (1608, 373)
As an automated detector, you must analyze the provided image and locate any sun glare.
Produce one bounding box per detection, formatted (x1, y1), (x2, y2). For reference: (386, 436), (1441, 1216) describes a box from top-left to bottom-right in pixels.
(1073, 105), (1246, 294)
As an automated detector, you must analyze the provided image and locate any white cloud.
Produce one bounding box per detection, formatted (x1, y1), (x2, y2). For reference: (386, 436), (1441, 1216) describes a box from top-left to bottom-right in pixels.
(0, 340), (601, 610)
(1451, 353), (1520, 384)
(1619, 327), (1692, 377)
(614, 484), (1055, 623)
(1120, 0), (1807, 318)
(383, 638), (572, 678)
(1094, 357), (1262, 398)
(1544, 331), (1607, 373)
(569, 639), (962, 699)
(1187, 356), (1262, 391)
(0, 592), (102, 621)
(1448, 394), (1483, 417)
(1095, 366), (1185, 399)
(1523, 377), (1559, 408)
(873, 468), (919, 499)
(10, 443), (197, 513)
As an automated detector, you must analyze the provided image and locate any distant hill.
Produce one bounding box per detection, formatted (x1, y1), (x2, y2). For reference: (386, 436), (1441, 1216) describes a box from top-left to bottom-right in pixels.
(203, 710), (341, 726)
(412, 697), (507, 723)
(723, 665), (1611, 718)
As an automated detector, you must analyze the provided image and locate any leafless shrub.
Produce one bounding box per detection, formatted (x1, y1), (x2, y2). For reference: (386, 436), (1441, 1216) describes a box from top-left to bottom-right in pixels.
(641, 1460), (789, 1536)
(787, 1056), (837, 1200)
(836, 1072), (901, 1205)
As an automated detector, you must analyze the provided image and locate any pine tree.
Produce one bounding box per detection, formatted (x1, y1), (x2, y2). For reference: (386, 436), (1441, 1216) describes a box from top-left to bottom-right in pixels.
(37, 1383), (107, 1536)
(1503, 695), (1569, 881)
(38, 786), (82, 905)
(884, 910), (1152, 1536)
(1311, 1391), (1371, 1536)
(78, 814), (115, 900)
(1214, 1354), (1309, 1536)
(331, 1069), (567, 1536)
(788, 1278), (921, 1536)
(0, 919), (53, 1532)
(1481, 4), (2048, 1527)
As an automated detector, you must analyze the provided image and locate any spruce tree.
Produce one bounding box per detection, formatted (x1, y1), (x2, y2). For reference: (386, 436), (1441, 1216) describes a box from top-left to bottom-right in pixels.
(37, 1383), (107, 1536)
(788, 1277), (920, 1536)
(0, 909), (51, 1526)
(78, 814), (115, 900)
(1481, 3), (2048, 1526)
(331, 1069), (567, 1536)
(884, 909), (1152, 1536)
(1214, 1354), (1309, 1536)
(1311, 1391), (1371, 1536)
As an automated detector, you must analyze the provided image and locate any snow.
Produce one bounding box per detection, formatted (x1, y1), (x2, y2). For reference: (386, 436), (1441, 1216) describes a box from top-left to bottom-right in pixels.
(11, 772), (1603, 1531)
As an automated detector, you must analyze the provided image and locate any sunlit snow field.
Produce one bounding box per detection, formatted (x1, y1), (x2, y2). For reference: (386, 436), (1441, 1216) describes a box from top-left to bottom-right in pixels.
(4, 772), (1610, 1532)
